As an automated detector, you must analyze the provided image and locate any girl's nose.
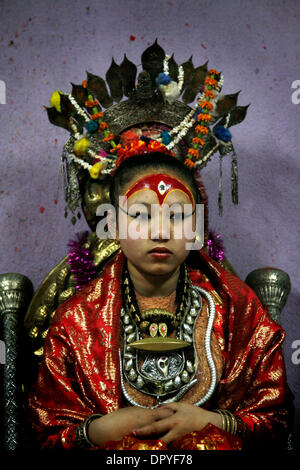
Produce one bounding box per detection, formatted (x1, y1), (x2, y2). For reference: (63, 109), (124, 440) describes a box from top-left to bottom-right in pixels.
(149, 210), (171, 241)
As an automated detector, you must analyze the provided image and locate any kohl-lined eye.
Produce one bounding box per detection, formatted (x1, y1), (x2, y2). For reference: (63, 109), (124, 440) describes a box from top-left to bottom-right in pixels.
(169, 210), (194, 221)
(128, 211), (193, 221)
(128, 211), (151, 221)
(169, 212), (185, 221)
(126, 202), (151, 220)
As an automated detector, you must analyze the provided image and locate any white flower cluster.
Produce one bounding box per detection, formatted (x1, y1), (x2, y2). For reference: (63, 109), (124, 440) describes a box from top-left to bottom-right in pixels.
(67, 94), (90, 123)
(69, 152), (93, 170)
(159, 55), (185, 105)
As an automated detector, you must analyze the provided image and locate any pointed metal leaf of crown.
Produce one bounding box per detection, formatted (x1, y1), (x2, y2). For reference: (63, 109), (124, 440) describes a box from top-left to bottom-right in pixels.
(71, 83), (88, 106)
(45, 106), (72, 131)
(119, 54), (137, 97)
(216, 91), (240, 117)
(59, 94), (85, 132)
(180, 56), (194, 93)
(86, 71), (113, 108)
(60, 93), (76, 115)
(168, 53), (179, 81)
(218, 104), (250, 127)
(141, 39), (165, 83)
(182, 61), (208, 104)
(105, 58), (123, 103)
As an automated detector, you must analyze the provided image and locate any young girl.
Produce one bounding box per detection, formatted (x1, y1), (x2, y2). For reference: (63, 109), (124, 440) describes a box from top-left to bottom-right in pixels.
(28, 150), (293, 451)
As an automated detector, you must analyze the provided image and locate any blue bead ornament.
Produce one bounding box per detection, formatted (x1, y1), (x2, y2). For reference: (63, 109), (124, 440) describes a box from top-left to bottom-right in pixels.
(194, 106), (202, 120)
(161, 130), (172, 145)
(155, 73), (172, 86)
(85, 120), (99, 133)
(214, 125), (232, 142)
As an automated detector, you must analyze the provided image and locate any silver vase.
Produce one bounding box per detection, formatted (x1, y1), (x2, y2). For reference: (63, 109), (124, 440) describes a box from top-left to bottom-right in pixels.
(245, 267), (291, 324)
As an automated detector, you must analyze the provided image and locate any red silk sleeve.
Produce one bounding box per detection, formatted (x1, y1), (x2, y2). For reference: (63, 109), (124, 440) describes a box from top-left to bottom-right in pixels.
(28, 311), (95, 449)
(215, 283), (294, 449)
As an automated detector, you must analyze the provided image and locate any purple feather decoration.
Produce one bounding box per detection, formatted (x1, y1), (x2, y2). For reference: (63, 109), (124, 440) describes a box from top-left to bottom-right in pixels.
(67, 231), (96, 290)
(207, 230), (225, 262)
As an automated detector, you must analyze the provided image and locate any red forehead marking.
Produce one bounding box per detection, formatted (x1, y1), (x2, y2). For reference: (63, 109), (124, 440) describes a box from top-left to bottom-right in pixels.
(124, 174), (195, 207)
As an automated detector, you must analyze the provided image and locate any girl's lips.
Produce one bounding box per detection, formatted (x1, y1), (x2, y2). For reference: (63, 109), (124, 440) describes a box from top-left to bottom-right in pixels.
(148, 247), (172, 259)
(149, 247), (172, 253)
(149, 252), (172, 259)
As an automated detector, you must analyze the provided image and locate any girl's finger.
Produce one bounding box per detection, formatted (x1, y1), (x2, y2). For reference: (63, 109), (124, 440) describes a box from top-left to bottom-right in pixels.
(157, 403), (179, 412)
(134, 417), (172, 437)
(160, 429), (179, 445)
(154, 407), (175, 420)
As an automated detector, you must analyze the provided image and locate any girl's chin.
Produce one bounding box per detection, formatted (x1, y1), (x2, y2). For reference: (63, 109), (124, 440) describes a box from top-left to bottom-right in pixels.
(138, 261), (180, 277)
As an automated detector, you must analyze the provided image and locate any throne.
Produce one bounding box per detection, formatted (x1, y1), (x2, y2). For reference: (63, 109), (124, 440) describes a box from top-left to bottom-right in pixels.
(0, 41), (293, 451)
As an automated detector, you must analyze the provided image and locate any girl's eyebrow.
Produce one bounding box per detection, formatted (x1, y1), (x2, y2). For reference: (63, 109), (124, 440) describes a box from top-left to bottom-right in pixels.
(128, 202), (152, 208)
(126, 201), (189, 208)
(118, 203), (196, 216)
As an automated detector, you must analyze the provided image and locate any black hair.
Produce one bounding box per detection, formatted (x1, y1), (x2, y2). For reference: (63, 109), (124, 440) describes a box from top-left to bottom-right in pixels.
(109, 152), (202, 208)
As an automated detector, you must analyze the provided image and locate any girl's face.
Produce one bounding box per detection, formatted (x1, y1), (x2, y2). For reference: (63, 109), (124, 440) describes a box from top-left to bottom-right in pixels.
(115, 170), (199, 277)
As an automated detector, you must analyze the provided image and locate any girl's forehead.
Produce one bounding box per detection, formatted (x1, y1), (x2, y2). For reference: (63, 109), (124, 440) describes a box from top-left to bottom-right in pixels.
(122, 171), (195, 207)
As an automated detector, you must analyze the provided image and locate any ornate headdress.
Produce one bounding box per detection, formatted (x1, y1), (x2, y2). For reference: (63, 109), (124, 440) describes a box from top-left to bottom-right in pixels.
(46, 40), (248, 223)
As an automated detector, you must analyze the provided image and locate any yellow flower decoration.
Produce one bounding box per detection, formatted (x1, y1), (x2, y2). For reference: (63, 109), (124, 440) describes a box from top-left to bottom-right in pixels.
(73, 137), (91, 155)
(50, 90), (62, 113)
(89, 162), (102, 179)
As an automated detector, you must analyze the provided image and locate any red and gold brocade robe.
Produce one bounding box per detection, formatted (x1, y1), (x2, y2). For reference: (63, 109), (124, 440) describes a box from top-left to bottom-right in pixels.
(28, 249), (294, 451)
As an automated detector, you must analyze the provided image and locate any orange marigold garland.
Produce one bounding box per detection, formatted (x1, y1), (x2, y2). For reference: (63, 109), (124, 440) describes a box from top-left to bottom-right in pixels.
(192, 137), (205, 146)
(102, 132), (115, 143)
(183, 69), (223, 167)
(195, 125), (209, 135)
(160, 66), (223, 168)
(197, 114), (212, 123)
(184, 158), (195, 168)
(91, 112), (104, 120)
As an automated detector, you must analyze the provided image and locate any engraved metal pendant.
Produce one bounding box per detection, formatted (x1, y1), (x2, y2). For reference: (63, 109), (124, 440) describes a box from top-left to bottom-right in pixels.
(140, 352), (184, 382)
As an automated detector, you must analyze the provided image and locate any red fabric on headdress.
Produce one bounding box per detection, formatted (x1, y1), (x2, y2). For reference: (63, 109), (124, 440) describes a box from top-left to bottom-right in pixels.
(115, 139), (175, 169)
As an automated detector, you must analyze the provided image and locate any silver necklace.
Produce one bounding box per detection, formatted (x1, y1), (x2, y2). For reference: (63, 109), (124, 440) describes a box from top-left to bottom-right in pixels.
(119, 285), (217, 408)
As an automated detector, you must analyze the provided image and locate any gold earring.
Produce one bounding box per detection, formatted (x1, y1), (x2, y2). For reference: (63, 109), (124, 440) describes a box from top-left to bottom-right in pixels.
(195, 234), (203, 248)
